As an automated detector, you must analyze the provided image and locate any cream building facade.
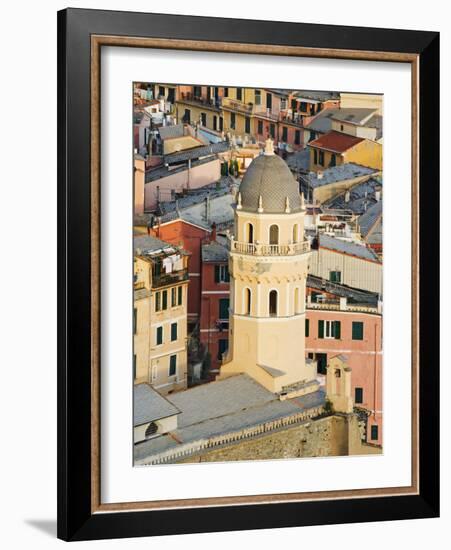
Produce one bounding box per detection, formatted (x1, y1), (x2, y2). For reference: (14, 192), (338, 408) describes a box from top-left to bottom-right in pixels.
(220, 140), (318, 395)
(134, 236), (189, 394)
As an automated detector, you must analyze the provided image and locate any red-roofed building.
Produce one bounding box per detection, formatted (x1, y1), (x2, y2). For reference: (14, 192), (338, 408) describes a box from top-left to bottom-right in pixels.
(309, 130), (382, 172)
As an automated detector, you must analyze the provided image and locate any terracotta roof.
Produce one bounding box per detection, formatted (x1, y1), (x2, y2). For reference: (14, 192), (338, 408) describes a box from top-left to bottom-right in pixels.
(309, 131), (365, 153)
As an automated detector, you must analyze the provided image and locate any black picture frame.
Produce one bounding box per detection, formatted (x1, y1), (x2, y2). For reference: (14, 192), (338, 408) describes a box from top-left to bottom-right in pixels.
(57, 8), (440, 541)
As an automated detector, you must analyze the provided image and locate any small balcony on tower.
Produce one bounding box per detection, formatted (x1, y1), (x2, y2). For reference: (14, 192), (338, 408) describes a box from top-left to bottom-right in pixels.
(228, 235), (310, 256)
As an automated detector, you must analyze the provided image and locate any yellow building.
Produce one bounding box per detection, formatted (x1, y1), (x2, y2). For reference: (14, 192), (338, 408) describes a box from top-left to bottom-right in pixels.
(220, 139), (318, 395)
(134, 235), (189, 394)
(309, 130), (382, 172)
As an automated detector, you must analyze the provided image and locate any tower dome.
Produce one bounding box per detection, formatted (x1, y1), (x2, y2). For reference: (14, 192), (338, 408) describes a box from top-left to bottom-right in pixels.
(238, 139), (302, 214)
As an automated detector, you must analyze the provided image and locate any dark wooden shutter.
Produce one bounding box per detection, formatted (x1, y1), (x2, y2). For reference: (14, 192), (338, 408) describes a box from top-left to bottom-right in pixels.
(214, 265), (220, 283)
(318, 320), (324, 338)
(352, 321), (364, 340)
(305, 319), (310, 337)
(171, 322), (177, 341)
(334, 321), (341, 339)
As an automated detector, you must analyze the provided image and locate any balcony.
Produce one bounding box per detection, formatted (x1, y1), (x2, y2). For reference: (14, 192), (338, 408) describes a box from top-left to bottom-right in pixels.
(179, 92), (221, 110)
(229, 238), (310, 256)
(221, 97), (254, 115)
(151, 269), (188, 289)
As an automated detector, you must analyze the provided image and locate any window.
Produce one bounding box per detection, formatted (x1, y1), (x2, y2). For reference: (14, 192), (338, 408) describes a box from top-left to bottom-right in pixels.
(171, 287), (176, 307)
(355, 387), (363, 404)
(340, 124), (344, 131)
(213, 115), (217, 131)
(245, 288), (251, 315)
(158, 86), (165, 98)
(230, 112), (236, 130)
(219, 298), (230, 320)
(223, 87), (229, 97)
(145, 422), (158, 438)
(291, 98), (297, 111)
(269, 224), (279, 245)
(282, 126), (288, 142)
(293, 224), (298, 243)
(300, 101), (307, 112)
(155, 292), (161, 312)
(219, 116), (223, 132)
(305, 318), (310, 337)
(330, 271), (341, 283)
(169, 355), (177, 376)
(178, 285), (183, 306)
(266, 92), (272, 110)
(183, 109), (191, 123)
(352, 321), (364, 340)
(133, 308), (137, 334)
(318, 320), (341, 339)
(193, 85), (201, 98)
(314, 149), (318, 164)
(201, 112), (207, 126)
(171, 322), (178, 342)
(295, 130), (301, 145)
(245, 117), (251, 134)
(269, 290), (278, 317)
(270, 123), (275, 138)
(246, 222), (254, 244)
(319, 151), (325, 166)
(236, 87), (243, 101)
(218, 339), (229, 360)
(370, 425), (379, 441)
(162, 289), (168, 310)
(156, 326), (163, 345)
(214, 264), (230, 283)
(257, 120), (263, 135)
(255, 89), (261, 105)
(329, 153), (337, 167)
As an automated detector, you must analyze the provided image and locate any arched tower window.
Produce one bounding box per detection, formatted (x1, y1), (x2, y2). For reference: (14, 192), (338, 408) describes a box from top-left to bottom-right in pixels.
(244, 288), (251, 315)
(293, 224), (298, 243)
(246, 222), (254, 244)
(269, 290), (278, 317)
(269, 224), (279, 245)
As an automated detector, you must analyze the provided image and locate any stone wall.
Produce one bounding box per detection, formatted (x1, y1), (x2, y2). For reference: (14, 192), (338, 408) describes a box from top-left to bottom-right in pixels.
(179, 414), (381, 463)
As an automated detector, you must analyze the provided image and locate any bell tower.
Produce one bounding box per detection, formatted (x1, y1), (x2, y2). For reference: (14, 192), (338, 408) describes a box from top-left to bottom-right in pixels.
(220, 140), (318, 396)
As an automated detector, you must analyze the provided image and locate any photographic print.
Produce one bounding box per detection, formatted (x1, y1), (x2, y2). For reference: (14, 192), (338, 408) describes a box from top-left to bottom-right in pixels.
(133, 83), (383, 466)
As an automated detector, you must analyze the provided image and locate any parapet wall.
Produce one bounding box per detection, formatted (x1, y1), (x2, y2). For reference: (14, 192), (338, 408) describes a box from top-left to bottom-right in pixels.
(179, 414), (381, 463)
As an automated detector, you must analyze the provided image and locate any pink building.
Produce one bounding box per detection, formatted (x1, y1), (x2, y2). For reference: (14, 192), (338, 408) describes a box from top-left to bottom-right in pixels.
(305, 299), (382, 445)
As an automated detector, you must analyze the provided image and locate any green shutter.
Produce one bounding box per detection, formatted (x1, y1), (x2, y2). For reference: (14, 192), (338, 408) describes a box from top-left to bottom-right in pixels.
(171, 287), (176, 307)
(352, 321), (364, 340)
(334, 321), (341, 340)
(156, 326), (163, 345)
(178, 286), (182, 305)
(171, 322), (177, 341)
(305, 319), (310, 337)
(318, 320), (324, 338)
(162, 290), (167, 310)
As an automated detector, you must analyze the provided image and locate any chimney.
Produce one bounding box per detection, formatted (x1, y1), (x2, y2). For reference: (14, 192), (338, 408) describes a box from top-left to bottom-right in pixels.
(211, 222), (217, 242)
(345, 190), (350, 203)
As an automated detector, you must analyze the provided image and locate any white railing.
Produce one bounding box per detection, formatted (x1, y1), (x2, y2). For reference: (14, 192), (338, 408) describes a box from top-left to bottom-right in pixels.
(230, 238), (310, 256)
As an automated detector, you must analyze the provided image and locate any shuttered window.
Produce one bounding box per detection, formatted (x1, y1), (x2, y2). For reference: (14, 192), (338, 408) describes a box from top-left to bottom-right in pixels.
(355, 387), (363, 404)
(162, 290), (168, 310)
(178, 286), (183, 306)
(352, 321), (364, 340)
(305, 319), (310, 337)
(319, 320), (341, 339)
(171, 322), (177, 342)
(219, 298), (229, 320)
(171, 287), (176, 307)
(371, 425), (379, 441)
(156, 326), (163, 345)
(169, 355), (177, 376)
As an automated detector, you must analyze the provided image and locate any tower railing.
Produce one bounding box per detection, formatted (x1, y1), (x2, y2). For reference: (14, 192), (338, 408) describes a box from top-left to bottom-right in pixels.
(229, 238), (310, 256)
